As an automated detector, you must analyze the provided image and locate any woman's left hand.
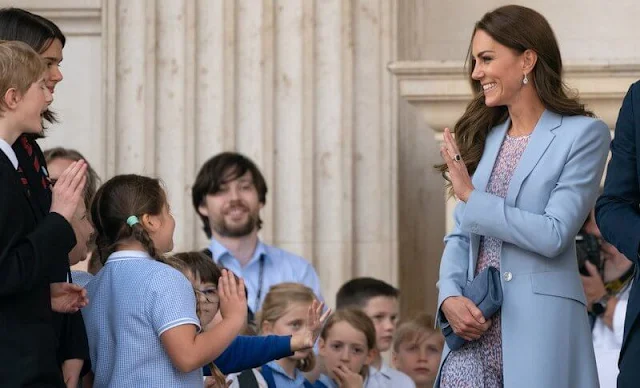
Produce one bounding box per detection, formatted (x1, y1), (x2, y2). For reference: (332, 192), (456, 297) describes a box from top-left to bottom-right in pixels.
(440, 127), (474, 202)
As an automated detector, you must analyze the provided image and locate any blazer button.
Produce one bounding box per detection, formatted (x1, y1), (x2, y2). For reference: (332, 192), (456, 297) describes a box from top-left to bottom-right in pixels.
(503, 271), (513, 282)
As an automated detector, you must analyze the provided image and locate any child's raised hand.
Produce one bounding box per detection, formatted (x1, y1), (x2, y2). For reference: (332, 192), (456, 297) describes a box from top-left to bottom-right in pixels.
(50, 160), (87, 222)
(290, 300), (331, 351)
(217, 269), (247, 326)
(333, 364), (364, 388)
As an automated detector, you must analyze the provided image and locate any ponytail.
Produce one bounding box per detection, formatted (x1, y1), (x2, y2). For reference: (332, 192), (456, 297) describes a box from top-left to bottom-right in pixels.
(90, 174), (167, 262)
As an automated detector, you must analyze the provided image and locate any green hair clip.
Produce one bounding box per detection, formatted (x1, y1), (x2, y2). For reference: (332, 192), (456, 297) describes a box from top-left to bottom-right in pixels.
(126, 215), (140, 227)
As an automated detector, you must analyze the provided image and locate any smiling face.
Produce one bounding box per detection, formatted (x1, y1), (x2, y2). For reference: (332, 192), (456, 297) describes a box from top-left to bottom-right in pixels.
(393, 332), (444, 386)
(198, 171), (263, 239)
(471, 29), (528, 108)
(39, 38), (63, 95)
(15, 75), (53, 133)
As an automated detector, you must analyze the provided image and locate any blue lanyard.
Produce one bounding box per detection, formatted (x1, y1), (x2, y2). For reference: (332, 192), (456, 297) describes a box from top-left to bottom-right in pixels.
(254, 255), (265, 313)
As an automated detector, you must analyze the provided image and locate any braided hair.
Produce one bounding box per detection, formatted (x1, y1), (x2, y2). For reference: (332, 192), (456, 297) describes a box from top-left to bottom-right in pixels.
(90, 174), (165, 264)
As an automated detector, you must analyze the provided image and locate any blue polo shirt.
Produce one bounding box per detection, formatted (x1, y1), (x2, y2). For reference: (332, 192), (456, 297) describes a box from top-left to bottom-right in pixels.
(83, 250), (202, 387)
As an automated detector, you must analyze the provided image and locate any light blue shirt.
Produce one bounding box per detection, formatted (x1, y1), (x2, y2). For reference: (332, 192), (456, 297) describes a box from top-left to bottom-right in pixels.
(368, 362), (415, 388)
(317, 373), (374, 388)
(83, 250), (202, 388)
(317, 374), (337, 388)
(210, 239), (324, 313)
(71, 270), (93, 288)
(263, 360), (309, 387)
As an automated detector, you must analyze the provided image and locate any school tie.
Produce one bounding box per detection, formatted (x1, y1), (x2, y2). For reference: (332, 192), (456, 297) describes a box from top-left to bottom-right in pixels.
(16, 166), (30, 196)
(17, 134), (50, 190)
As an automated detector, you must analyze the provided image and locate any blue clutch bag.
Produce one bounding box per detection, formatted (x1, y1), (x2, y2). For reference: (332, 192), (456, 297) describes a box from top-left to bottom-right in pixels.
(441, 266), (504, 351)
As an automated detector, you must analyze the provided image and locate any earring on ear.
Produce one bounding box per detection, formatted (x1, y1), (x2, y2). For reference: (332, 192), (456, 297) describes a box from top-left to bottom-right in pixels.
(523, 74), (529, 85)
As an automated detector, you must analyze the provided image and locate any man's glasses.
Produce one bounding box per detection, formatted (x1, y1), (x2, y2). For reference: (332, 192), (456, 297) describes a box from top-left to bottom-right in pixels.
(194, 287), (219, 304)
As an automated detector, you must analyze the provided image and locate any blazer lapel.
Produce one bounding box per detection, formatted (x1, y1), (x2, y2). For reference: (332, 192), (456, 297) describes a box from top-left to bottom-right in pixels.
(504, 110), (561, 206)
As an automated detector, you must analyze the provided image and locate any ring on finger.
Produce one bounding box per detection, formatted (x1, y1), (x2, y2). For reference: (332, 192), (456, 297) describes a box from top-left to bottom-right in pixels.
(454, 154), (462, 162)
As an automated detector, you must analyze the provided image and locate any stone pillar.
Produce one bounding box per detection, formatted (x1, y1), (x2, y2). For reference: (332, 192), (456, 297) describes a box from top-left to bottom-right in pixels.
(24, 0), (400, 309)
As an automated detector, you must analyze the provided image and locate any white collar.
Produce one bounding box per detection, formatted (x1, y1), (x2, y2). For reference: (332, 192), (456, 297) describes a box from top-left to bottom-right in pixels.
(0, 138), (18, 169)
(106, 250), (154, 263)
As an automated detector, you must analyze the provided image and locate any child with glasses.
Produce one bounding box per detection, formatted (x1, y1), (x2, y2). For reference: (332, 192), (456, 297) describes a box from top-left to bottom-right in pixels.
(162, 251), (330, 386)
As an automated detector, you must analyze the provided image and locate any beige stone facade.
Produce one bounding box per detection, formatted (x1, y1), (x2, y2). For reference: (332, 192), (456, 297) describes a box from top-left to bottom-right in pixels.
(7, 0), (640, 316)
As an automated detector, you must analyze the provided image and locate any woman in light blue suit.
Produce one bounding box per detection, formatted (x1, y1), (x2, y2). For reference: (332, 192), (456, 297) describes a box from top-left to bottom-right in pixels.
(435, 5), (611, 388)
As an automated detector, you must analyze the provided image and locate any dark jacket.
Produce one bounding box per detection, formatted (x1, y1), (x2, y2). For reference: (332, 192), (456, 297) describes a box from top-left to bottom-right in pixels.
(0, 147), (75, 387)
(595, 80), (640, 387)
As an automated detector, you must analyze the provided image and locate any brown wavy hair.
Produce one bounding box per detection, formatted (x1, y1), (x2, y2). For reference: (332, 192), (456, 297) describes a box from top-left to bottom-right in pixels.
(435, 5), (593, 195)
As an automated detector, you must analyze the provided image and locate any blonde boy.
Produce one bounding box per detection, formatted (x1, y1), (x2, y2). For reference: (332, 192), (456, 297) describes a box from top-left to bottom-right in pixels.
(393, 313), (444, 388)
(0, 40), (88, 387)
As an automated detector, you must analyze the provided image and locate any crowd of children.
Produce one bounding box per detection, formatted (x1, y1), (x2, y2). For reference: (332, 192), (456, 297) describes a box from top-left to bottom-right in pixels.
(0, 7), (444, 388)
(73, 171), (443, 387)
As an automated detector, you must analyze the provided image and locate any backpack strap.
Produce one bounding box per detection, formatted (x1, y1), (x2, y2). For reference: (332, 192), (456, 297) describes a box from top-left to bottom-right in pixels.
(236, 369), (260, 388)
(260, 365), (276, 388)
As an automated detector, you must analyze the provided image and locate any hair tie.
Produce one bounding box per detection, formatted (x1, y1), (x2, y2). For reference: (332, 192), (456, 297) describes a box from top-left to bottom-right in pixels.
(126, 215), (140, 227)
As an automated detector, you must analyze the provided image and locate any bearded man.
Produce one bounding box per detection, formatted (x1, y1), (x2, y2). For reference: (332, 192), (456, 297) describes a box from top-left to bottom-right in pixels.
(192, 152), (324, 315)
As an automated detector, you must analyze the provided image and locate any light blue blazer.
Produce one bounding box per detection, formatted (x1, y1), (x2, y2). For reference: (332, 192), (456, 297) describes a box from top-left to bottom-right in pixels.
(436, 110), (611, 388)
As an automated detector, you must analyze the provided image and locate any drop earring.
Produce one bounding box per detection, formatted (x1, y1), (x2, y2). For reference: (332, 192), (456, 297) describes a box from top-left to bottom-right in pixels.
(523, 74), (529, 85)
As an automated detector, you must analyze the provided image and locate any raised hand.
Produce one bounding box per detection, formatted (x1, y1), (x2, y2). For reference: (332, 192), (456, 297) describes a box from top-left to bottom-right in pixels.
(50, 282), (88, 313)
(217, 269), (247, 326)
(50, 160), (87, 222)
(440, 127), (474, 202)
(291, 300), (332, 351)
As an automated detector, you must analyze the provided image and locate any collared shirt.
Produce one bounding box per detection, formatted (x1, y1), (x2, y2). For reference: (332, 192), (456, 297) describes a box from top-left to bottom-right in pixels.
(71, 270), (94, 288)
(210, 238), (324, 313)
(317, 374), (337, 388)
(0, 137), (18, 169)
(83, 250), (201, 387)
(262, 360), (309, 387)
(593, 281), (632, 388)
(368, 362), (416, 388)
(316, 373), (373, 388)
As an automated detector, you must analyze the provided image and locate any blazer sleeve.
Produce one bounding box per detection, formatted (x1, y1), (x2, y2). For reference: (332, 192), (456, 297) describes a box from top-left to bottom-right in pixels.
(214, 335), (293, 374)
(0, 167), (76, 295)
(596, 82), (640, 262)
(460, 119), (611, 258)
(436, 199), (470, 325)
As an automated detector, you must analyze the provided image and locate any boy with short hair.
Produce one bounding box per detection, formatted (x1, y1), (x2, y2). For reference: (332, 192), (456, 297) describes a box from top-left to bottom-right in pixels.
(336, 277), (416, 387)
(392, 313), (444, 388)
(0, 40), (88, 387)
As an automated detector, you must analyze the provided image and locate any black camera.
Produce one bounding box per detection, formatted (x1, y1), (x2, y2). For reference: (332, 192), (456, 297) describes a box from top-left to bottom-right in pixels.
(576, 232), (601, 276)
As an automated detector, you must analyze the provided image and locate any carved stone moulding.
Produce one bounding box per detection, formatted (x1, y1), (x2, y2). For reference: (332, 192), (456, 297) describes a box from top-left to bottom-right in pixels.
(389, 60), (640, 138)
